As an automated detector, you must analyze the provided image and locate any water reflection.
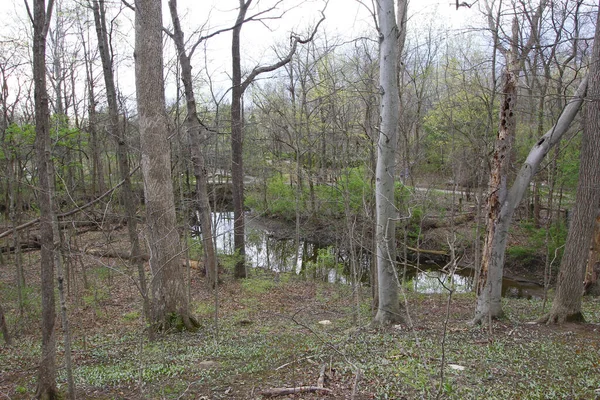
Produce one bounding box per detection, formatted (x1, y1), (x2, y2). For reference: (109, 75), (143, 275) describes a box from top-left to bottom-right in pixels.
(405, 268), (473, 293)
(195, 212), (543, 297)
(206, 212), (332, 278)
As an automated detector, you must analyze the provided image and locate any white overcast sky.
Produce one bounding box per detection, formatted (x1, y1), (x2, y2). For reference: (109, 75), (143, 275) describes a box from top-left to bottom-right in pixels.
(1, 0), (477, 112)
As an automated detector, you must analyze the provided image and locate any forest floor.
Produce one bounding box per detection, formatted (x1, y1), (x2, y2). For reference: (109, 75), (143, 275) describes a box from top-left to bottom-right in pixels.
(1, 224), (600, 400)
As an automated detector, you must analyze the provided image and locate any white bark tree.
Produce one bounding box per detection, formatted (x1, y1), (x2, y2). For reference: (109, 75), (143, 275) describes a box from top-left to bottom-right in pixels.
(373, 0), (403, 325)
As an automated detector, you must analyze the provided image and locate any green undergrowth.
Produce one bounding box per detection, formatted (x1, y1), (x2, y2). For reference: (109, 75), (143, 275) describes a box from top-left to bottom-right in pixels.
(1, 273), (599, 399)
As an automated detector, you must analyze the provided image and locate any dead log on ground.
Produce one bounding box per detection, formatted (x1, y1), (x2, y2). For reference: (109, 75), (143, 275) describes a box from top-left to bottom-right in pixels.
(260, 364), (331, 397)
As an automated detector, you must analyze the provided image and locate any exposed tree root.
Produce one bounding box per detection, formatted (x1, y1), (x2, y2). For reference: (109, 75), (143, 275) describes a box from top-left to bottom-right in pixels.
(537, 311), (585, 324)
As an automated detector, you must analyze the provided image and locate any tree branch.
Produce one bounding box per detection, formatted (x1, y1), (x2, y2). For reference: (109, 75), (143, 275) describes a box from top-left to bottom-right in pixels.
(240, 4), (327, 93)
(0, 165), (140, 240)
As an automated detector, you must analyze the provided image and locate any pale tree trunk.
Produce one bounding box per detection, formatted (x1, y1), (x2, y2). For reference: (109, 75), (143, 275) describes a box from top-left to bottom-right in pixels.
(472, 77), (588, 324)
(584, 213), (600, 296)
(31, 0), (58, 397)
(135, 0), (195, 332)
(474, 1), (545, 323)
(168, 0), (217, 288)
(91, 0), (150, 324)
(373, 0), (402, 326)
(540, 4), (600, 322)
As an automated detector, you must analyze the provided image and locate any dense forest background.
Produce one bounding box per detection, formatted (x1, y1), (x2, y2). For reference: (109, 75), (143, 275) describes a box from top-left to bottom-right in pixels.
(1, 0), (599, 398)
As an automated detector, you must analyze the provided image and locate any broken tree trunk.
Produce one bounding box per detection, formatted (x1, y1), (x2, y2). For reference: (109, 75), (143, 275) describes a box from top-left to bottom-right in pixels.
(472, 76), (588, 324)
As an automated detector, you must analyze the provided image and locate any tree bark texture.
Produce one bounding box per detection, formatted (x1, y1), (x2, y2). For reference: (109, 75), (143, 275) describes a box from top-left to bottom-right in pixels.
(134, 0), (194, 331)
(231, 0), (251, 278)
(168, 0), (218, 288)
(373, 0), (402, 325)
(472, 76), (588, 324)
(474, 1), (546, 322)
(542, 4), (600, 323)
(92, 0), (149, 323)
(584, 213), (600, 296)
(32, 0), (58, 397)
(0, 300), (11, 346)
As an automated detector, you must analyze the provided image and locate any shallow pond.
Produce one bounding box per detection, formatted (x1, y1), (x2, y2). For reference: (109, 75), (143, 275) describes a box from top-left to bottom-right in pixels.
(196, 212), (544, 298)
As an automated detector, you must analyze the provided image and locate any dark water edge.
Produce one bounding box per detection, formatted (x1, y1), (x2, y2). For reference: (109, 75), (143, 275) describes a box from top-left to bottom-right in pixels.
(193, 212), (545, 299)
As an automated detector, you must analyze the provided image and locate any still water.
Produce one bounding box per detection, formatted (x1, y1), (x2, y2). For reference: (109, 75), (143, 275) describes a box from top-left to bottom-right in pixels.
(197, 212), (542, 297)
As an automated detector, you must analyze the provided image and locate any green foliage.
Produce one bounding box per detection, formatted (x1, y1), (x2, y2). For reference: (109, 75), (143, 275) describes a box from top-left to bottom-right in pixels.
(304, 246), (343, 280)
(241, 276), (275, 295)
(506, 220), (567, 272)
(246, 167), (374, 221)
(1, 123), (36, 160)
(193, 301), (215, 318)
(121, 311), (141, 322)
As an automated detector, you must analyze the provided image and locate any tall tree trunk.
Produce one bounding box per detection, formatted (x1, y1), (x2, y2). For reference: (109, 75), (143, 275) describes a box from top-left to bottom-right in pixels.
(373, 0), (402, 326)
(91, 0), (150, 324)
(541, 4), (600, 322)
(472, 77), (588, 324)
(134, 0), (195, 332)
(168, 0), (217, 288)
(231, 0), (251, 278)
(229, 1), (324, 278)
(474, 1), (545, 323)
(584, 213), (600, 296)
(31, 0), (58, 397)
(0, 300), (10, 346)
(81, 24), (105, 198)
(474, 54), (519, 322)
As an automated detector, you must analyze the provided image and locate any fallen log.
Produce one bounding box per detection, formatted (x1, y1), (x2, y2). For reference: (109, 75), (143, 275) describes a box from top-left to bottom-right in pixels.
(406, 246), (448, 256)
(260, 386), (332, 397)
(0, 166), (139, 240)
(0, 240), (41, 254)
(83, 249), (201, 269)
(260, 364), (331, 398)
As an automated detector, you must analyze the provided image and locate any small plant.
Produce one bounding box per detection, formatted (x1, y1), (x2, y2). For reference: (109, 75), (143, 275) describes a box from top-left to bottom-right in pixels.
(241, 277), (275, 295)
(121, 310), (140, 322)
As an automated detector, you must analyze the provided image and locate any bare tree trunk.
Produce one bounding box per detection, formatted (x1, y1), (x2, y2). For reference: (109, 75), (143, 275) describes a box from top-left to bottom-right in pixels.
(474, 55), (520, 322)
(81, 23), (105, 197)
(134, 0), (195, 332)
(0, 300), (10, 346)
(31, 0), (58, 397)
(474, 1), (545, 323)
(540, 5), (600, 322)
(167, 0), (217, 288)
(231, 0), (251, 278)
(472, 77), (588, 324)
(229, 1), (324, 278)
(91, 0), (150, 324)
(373, 0), (402, 326)
(584, 213), (600, 296)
